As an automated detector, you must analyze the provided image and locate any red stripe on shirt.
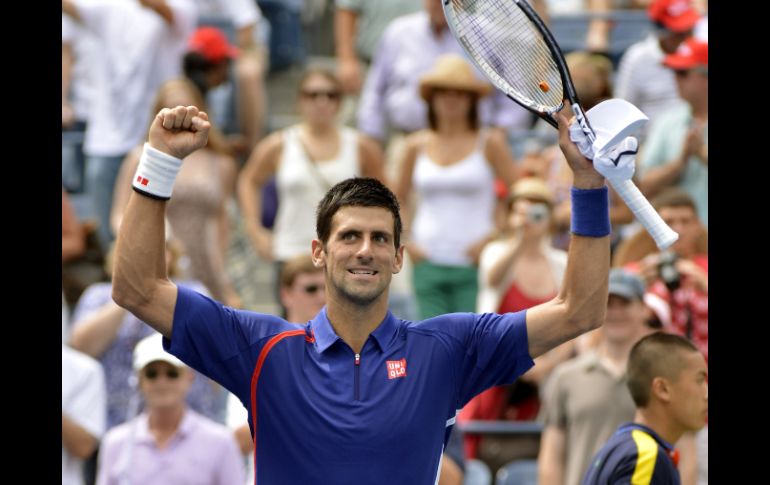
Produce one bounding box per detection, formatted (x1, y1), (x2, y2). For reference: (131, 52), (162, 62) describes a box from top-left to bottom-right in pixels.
(250, 329), (313, 478)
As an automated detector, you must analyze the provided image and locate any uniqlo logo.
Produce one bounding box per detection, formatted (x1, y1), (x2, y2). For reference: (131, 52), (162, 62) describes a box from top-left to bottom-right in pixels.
(136, 176), (149, 186)
(386, 359), (407, 379)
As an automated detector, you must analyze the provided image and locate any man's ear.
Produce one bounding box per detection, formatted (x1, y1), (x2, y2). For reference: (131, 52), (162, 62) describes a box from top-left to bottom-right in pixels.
(311, 239), (326, 268)
(392, 244), (405, 274)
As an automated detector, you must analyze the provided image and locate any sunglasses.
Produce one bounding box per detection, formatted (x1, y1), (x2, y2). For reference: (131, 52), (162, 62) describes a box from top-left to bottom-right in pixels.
(301, 90), (341, 101)
(143, 367), (181, 380)
(302, 284), (323, 295)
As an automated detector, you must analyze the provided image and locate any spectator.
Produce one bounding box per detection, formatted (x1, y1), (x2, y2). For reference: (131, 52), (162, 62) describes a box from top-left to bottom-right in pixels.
(69, 236), (229, 430)
(62, 13), (97, 192)
(61, 0), (198, 249)
(395, 54), (517, 319)
(620, 188), (708, 361)
(237, 68), (386, 288)
(193, 0), (269, 153)
(582, 332), (707, 484)
(333, 0), (422, 124)
(279, 254), (327, 324)
(357, 0), (531, 157)
(63, 344), (106, 485)
(96, 333), (244, 485)
(614, 188), (708, 485)
(460, 177), (572, 467)
(638, 36), (708, 226)
(615, 0), (700, 130)
(538, 269), (656, 485)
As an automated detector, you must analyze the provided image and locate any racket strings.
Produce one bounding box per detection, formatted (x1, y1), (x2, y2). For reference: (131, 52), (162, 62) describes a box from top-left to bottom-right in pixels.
(449, 0), (564, 111)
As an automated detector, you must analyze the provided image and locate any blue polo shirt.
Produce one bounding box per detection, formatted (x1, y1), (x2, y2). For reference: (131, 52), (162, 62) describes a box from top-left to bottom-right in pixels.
(582, 423), (680, 485)
(165, 287), (534, 484)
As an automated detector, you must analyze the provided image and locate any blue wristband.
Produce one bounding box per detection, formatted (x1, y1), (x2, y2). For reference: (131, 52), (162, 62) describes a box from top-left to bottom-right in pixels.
(570, 186), (610, 237)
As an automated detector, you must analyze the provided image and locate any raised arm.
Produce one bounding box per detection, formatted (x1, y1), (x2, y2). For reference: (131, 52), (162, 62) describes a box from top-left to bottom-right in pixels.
(524, 111), (610, 358)
(111, 106), (210, 338)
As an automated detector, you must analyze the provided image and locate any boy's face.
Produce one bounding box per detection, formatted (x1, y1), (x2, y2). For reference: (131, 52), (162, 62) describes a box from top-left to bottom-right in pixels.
(667, 350), (708, 431)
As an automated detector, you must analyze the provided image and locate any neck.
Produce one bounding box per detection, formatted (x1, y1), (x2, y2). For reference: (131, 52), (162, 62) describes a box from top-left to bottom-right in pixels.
(690, 101), (708, 120)
(634, 408), (683, 445)
(597, 338), (634, 375)
(435, 118), (471, 135)
(325, 290), (390, 354)
(148, 404), (185, 434)
(302, 121), (336, 137)
(517, 236), (544, 254)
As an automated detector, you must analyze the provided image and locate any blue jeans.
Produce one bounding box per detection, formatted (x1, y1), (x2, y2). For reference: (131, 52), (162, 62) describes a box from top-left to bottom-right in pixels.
(258, 0), (305, 73)
(62, 122), (87, 193)
(85, 153), (126, 250)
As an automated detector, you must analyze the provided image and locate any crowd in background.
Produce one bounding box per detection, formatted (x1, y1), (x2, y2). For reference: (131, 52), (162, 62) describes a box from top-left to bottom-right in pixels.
(62, 0), (708, 484)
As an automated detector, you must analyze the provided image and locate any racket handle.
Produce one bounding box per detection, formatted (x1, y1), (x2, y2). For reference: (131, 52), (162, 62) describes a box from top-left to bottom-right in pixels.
(609, 178), (679, 250)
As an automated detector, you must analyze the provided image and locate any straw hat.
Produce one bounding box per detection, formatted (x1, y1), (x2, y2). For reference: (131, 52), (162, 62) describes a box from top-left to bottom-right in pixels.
(508, 177), (555, 206)
(419, 54), (493, 101)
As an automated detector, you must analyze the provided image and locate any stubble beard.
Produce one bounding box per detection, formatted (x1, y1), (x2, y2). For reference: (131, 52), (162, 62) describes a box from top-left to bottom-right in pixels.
(331, 274), (386, 308)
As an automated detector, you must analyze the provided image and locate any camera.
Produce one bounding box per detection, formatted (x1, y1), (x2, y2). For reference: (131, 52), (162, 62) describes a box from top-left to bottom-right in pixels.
(526, 203), (549, 223)
(658, 250), (681, 291)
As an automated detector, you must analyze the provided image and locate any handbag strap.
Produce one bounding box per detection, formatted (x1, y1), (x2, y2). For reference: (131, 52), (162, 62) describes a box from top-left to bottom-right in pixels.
(294, 126), (335, 191)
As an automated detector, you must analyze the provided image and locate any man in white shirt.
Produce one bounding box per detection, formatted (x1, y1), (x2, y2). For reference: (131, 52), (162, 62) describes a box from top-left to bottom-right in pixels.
(62, 345), (107, 485)
(615, 0), (701, 132)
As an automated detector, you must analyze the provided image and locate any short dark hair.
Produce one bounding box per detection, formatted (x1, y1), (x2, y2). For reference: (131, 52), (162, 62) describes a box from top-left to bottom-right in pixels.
(316, 178), (402, 248)
(652, 187), (698, 214)
(626, 332), (700, 407)
(279, 254), (321, 288)
(182, 52), (227, 97)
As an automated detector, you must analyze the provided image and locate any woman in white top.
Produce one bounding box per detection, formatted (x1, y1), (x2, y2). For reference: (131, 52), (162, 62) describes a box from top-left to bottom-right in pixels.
(238, 68), (386, 274)
(395, 54), (516, 319)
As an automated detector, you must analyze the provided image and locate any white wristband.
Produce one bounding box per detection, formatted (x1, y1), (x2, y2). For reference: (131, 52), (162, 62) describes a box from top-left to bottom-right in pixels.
(132, 143), (184, 200)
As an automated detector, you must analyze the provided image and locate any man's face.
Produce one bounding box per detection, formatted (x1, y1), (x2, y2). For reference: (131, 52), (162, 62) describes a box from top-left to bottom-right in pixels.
(659, 206), (702, 254)
(667, 350), (708, 432)
(312, 206), (403, 308)
(604, 294), (650, 345)
(659, 29), (691, 54)
(281, 271), (326, 323)
(139, 361), (193, 411)
(673, 68), (708, 105)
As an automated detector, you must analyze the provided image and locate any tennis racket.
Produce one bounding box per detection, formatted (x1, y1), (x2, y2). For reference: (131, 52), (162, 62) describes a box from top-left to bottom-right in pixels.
(442, 0), (678, 249)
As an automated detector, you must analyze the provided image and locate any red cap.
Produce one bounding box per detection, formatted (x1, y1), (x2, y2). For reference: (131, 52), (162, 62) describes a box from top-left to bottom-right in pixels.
(187, 27), (239, 63)
(648, 0), (701, 33)
(663, 37), (708, 70)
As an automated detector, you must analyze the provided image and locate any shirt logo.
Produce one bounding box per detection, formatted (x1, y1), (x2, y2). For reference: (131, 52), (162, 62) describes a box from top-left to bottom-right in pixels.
(136, 176), (149, 186)
(386, 359), (407, 379)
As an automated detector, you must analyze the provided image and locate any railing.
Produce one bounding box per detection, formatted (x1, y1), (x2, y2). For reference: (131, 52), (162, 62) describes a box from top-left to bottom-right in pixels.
(457, 420), (543, 435)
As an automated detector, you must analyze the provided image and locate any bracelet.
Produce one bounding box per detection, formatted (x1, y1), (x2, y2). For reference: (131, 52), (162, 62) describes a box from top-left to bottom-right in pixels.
(570, 186), (610, 237)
